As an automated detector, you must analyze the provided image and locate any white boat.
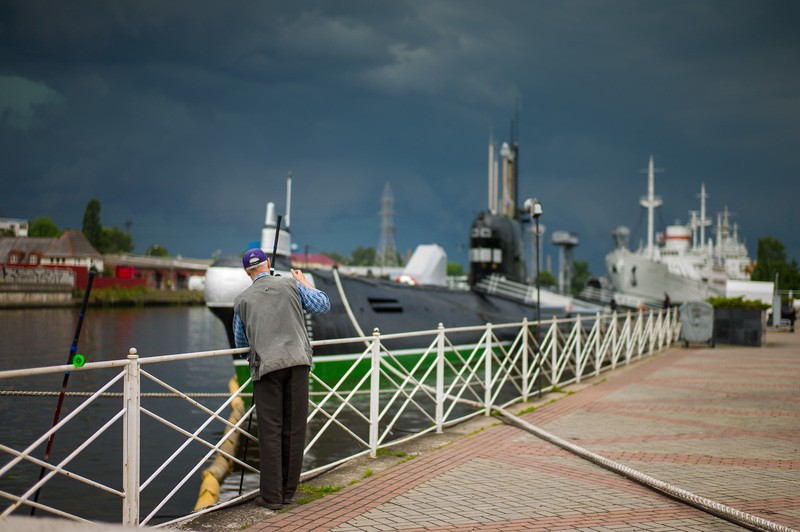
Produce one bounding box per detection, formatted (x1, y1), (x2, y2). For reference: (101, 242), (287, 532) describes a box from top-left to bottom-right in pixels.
(603, 157), (752, 306)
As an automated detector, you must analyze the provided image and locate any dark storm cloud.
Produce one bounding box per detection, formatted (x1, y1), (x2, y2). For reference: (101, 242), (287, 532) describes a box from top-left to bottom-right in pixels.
(1, 0), (798, 275)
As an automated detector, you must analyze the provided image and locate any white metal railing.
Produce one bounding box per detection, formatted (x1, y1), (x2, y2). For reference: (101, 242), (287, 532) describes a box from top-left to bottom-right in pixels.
(0, 308), (680, 527)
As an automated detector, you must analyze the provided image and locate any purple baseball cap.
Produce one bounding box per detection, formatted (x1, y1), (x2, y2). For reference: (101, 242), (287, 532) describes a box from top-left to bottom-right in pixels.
(242, 248), (268, 269)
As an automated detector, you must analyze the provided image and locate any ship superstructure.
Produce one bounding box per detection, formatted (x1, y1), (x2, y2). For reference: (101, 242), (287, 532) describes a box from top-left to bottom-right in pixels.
(604, 157), (751, 305)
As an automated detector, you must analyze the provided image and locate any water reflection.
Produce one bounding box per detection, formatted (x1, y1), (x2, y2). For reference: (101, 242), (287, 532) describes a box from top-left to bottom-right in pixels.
(0, 307), (233, 522)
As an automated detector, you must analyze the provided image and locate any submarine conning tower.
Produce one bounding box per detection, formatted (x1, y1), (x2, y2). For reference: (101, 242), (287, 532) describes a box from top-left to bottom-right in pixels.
(469, 117), (528, 287)
(468, 211), (528, 286)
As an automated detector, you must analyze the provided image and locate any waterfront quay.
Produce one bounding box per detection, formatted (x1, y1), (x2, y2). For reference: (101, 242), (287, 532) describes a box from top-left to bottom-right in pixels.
(182, 329), (800, 532)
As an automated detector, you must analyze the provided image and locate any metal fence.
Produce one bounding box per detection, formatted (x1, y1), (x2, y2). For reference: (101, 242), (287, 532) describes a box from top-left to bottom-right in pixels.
(0, 308), (680, 527)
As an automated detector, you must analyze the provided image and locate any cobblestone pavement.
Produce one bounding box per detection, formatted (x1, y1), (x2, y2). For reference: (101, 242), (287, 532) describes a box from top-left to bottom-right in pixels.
(248, 331), (800, 531)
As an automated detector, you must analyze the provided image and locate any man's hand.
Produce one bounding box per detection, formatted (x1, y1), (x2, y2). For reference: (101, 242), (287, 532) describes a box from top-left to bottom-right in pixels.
(291, 269), (314, 289)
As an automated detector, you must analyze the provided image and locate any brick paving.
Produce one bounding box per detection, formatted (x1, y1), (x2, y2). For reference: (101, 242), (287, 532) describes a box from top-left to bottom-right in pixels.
(248, 331), (800, 531)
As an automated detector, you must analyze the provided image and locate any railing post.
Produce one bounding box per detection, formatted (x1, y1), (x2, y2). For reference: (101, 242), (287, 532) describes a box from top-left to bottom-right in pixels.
(673, 307), (680, 343)
(435, 323), (445, 433)
(369, 328), (381, 458)
(594, 312), (602, 377)
(636, 310), (644, 358)
(625, 311), (633, 364)
(522, 317), (529, 402)
(665, 307), (673, 345)
(612, 311), (620, 368)
(122, 348), (140, 526)
(551, 315), (558, 389)
(575, 315), (582, 384)
(484, 323), (492, 416)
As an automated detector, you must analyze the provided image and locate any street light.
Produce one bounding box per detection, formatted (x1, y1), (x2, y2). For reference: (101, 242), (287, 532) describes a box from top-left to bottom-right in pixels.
(524, 198), (543, 330)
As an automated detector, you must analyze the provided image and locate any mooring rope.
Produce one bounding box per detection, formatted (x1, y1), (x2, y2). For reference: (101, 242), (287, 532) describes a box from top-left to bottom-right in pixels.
(495, 407), (797, 532)
(0, 390), (250, 398)
(331, 267), (369, 345)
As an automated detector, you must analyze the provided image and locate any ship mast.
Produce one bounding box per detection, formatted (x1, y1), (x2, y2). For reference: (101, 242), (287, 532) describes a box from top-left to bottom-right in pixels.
(640, 156), (663, 259)
(487, 128), (498, 215)
(697, 183), (710, 250)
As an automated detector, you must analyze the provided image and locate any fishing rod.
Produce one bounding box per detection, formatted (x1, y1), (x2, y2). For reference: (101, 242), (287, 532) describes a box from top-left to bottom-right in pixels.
(31, 269), (96, 515)
(269, 215), (282, 276)
(239, 214), (282, 495)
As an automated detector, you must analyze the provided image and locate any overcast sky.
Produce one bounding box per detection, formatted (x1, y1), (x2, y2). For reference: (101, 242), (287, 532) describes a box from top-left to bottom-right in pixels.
(2, 0), (798, 278)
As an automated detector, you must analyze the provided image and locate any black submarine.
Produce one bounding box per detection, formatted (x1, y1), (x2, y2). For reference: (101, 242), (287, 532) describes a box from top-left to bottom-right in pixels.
(204, 131), (601, 359)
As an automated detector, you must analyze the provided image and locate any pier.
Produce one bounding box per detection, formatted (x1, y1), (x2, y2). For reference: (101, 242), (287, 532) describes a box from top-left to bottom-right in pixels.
(2, 313), (798, 531)
(182, 330), (800, 532)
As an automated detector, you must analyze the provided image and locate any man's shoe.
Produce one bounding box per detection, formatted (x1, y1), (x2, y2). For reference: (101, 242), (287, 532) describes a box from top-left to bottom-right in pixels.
(254, 496), (283, 511)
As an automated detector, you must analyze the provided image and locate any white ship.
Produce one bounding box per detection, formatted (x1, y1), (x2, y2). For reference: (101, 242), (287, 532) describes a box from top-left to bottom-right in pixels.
(603, 156), (752, 306)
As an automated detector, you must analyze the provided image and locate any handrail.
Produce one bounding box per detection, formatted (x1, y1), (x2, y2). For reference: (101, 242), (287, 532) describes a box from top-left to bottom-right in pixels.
(0, 308), (679, 527)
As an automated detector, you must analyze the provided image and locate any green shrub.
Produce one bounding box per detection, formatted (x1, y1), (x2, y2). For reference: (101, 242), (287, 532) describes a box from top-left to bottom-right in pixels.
(706, 296), (770, 310)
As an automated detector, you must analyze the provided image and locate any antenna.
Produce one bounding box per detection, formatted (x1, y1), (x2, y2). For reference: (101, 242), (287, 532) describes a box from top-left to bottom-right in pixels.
(512, 97), (520, 219)
(378, 182), (399, 268)
(285, 171), (292, 230)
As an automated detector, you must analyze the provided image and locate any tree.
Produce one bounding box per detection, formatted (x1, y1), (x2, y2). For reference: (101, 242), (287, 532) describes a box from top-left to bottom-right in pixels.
(447, 262), (465, 276)
(80, 198), (136, 254)
(537, 270), (557, 288)
(82, 198), (103, 250)
(322, 250), (347, 264)
(350, 246), (377, 266)
(570, 260), (591, 297)
(28, 217), (62, 237)
(100, 226), (134, 254)
(0, 228), (14, 237)
(146, 244), (169, 257)
(751, 236), (800, 289)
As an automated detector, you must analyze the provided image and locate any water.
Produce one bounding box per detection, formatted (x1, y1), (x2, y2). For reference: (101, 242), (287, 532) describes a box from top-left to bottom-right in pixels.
(0, 306), (486, 524)
(0, 306), (235, 523)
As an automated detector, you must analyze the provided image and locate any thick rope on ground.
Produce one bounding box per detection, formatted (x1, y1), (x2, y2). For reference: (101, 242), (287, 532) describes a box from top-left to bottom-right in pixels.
(193, 376), (247, 511)
(496, 407), (797, 532)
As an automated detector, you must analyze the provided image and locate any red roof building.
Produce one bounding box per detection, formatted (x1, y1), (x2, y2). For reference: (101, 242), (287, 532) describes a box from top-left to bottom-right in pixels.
(0, 230), (104, 288)
(291, 252), (341, 270)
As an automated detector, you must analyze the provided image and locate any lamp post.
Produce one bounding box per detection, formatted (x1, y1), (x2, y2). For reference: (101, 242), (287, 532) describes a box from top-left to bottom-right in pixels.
(524, 198), (543, 330)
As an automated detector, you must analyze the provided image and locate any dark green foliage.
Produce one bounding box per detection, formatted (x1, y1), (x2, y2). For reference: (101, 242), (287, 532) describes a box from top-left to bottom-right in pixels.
(80, 198), (135, 254)
(28, 217), (62, 237)
(447, 262), (465, 276)
(750, 236), (800, 290)
(100, 226), (134, 254)
(146, 244), (169, 257)
(82, 198), (103, 249)
(707, 296), (770, 310)
(570, 260), (591, 297)
(537, 270), (557, 288)
(349, 246), (377, 266)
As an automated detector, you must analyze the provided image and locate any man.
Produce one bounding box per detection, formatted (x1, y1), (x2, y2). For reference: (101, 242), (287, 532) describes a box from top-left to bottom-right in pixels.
(232, 248), (330, 510)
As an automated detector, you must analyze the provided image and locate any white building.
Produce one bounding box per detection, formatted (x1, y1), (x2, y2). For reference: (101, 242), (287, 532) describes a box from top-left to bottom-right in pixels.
(0, 218), (28, 237)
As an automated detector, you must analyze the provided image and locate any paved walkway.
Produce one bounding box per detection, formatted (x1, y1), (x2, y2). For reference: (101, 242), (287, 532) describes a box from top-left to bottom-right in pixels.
(247, 330), (800, 531)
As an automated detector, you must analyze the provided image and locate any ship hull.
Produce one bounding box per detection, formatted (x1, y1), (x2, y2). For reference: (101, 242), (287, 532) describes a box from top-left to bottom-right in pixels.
(206, 266), (570, 356)
(605, 248), (725, 305)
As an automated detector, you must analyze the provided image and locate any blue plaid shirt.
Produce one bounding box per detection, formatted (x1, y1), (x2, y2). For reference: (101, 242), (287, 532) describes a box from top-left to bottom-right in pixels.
(233, 272), (330, 349)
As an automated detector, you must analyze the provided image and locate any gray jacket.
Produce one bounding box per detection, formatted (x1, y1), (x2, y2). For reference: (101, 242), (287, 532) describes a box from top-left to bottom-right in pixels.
(233, 275), (312, 380)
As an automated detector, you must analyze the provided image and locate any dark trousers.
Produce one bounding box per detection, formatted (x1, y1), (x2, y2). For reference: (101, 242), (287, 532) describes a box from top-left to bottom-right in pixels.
(253, 365), (309, 504)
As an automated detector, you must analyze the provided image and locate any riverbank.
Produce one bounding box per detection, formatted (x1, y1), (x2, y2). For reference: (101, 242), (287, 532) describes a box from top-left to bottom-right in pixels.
(0, 285), (205, 308)
(87, 287), (205, 306)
